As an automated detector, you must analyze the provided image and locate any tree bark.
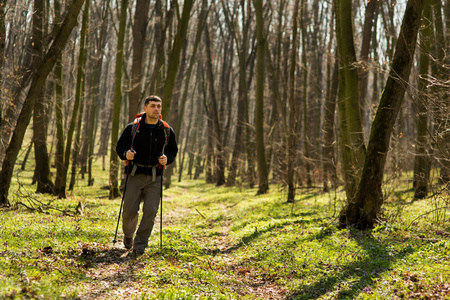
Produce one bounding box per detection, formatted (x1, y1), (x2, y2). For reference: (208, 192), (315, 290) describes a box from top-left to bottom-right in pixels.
(109, 0), (128, 199)
(0, 26), (34, 167)
(69, 0), (89, 191)
(265, 0), (289, 185)
(358, 0), (378, 127)
(204, 23), (226, 186)
(300, 0), (312, 187)
(253, 0), (269, 195)
(173, 0), (208, 183)
(413, 1), (432, 199)
(0, 0), (86, 206)
(147, 0), (175, 96)
(31, 0), (54, 194)
(128, 0), (150, 121)
(161, 0), (194, 120)
(287, 0), (301, 202)
(0, 0), (5, 111)
(223, 0), (250, 187)
(53, 0), (66, 196)
(339, 0), (425, 229)
(323, 58), (339, 192)
(87, 0), (110, 186)
(433, 0), (450, 184)
(164, 40), (188, 189)
(335, 0), (366, 200)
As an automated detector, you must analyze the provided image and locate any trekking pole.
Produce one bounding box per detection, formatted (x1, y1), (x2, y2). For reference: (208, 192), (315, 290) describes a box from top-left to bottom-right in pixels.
(160, 168), (164, 251)
(113, 151), (133, 244)
(159, 144), (167, 251)
(113, 171), (130, 244)
(114, 116), (140, 244)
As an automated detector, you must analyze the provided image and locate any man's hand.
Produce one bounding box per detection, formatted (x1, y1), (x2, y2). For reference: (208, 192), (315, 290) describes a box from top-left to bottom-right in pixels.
(158, 154), (167, 166)
(126, 150), (136, 160)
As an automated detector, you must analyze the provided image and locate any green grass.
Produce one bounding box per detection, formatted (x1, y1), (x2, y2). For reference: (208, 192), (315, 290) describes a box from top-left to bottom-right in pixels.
(1, 165), (450, 299)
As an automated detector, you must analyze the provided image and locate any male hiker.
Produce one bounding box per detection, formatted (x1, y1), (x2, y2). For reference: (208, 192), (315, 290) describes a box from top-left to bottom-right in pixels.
(116, 95), (178, 256)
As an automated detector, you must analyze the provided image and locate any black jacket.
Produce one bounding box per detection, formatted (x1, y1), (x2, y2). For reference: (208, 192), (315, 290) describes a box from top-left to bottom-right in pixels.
(116, 114), (178, 175)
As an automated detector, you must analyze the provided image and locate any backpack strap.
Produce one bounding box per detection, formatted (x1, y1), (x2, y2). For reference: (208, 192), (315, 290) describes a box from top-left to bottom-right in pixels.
(159, 119), (171, 169)
(131, 113), (143, 150)
(126, 113), (143, 167)
(161, 120), (170, 148)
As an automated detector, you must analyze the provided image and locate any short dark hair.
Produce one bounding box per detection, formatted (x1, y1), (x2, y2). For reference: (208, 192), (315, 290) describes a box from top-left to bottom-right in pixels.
(144, 95), (162, 105)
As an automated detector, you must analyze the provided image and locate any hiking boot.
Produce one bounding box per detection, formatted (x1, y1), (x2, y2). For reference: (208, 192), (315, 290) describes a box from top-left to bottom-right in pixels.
(132, 249), (144, 258)
(124, 237), (133, 250)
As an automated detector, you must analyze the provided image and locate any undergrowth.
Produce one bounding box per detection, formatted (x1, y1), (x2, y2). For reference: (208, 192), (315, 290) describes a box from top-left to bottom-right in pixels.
(1, 170), (450, 299)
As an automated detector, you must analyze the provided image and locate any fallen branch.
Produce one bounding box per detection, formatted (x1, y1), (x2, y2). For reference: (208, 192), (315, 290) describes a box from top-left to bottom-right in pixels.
(14, 177), (78, 216)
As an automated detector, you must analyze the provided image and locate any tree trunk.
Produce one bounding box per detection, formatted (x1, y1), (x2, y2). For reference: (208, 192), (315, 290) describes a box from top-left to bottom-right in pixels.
(0, 29), (34, 167)
(161, 0), (194, 120)
(244, 41), (257, 189)
(196, 62), (207, 181)
(264, 9), (289, 185)
(21, 142), (33, 171)
(222, 0), (250, 187)
(0, 0), (5, 108)
(157, 0), (194, 188)
(0, 0), (86, 206)
(109, 0), (128, 199)
(33, 92), (54, 193)
(443, 0), (450, 183)
(335, 0), (366, 200)
(323, 58), (339, 192)
(53, 0), (66, 196)
(218, 35), (234, 177)
(204, 24), (226, 186)
(358, 0), (378, 127)
(56, 0), (89, 196)
(339, 0), (425, 229)
(186, 80), (201, 179)
(31, 0), (54, 194)
(253, 0), (269, 195)
(300, 0), (312, 187)
(164, 40), (188, 189)
(205, 99), (215, 183)
(128, 0), (150, 121)
(286, 0), (301, 202)
(321, 0), (338, 193)
(69, 0), (89, 191)
(433, 0), (450, 184)
(87, 0), (110, 186)
(147, 0), (175, 96)
(177, 87), (196, 182)
(413, 1), (432, 199)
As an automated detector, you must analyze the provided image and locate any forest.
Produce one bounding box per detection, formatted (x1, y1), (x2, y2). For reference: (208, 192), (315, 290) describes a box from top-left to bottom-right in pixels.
(1, 0), (450, 298)
(1, 0), (449, 227)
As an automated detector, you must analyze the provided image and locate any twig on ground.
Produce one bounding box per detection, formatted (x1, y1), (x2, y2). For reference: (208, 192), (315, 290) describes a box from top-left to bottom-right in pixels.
(195, 208), (206, 219)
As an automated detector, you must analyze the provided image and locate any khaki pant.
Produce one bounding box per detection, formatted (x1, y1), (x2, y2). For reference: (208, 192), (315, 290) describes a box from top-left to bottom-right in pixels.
(122, 173), (161, 252)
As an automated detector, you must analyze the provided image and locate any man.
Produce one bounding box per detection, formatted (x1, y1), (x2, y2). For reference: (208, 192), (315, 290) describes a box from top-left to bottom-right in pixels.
(116, 95), (178, 256)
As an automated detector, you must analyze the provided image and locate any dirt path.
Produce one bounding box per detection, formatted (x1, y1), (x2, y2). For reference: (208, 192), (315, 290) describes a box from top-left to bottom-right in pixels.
(76, 196), (289, 299)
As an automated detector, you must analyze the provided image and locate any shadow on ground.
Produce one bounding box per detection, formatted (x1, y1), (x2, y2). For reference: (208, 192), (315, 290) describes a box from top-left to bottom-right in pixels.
(287, 229), (415, 299)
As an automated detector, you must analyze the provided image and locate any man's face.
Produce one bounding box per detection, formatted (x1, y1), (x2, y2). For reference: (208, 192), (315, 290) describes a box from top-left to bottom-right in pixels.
(144, 101), (162, 119)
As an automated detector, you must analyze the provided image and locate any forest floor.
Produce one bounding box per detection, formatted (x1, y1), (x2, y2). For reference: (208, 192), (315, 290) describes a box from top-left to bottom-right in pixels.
(1, 173), (450, 299)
